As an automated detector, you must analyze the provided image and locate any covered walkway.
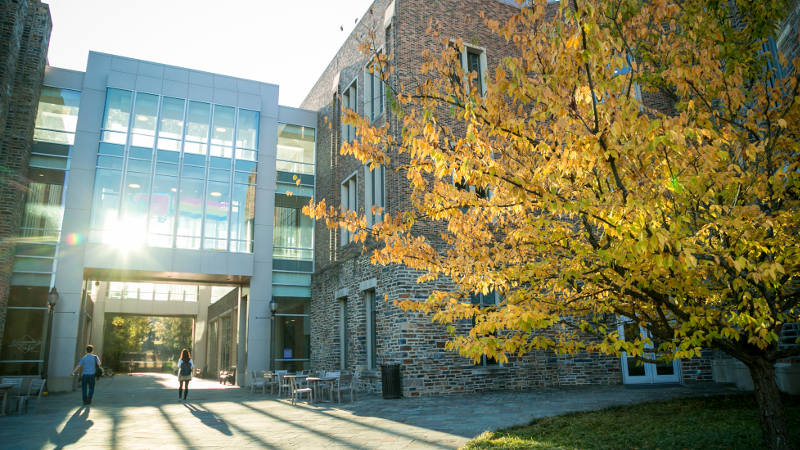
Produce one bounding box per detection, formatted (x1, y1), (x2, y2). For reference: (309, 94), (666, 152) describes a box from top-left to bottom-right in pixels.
(0, 374), (737, 449)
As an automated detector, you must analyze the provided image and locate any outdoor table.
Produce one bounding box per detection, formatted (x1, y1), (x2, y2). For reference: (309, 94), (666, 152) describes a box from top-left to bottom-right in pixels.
(305, 376), (337, 404)
(0, 384), (14, 416)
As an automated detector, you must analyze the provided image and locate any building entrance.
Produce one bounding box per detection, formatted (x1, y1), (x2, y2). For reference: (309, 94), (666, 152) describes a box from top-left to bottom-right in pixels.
(102, 315), (195, 373)
(618, 320), (681, 384)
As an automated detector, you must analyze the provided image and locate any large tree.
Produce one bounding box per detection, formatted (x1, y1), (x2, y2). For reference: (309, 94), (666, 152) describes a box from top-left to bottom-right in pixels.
(308, 0), (800, 448)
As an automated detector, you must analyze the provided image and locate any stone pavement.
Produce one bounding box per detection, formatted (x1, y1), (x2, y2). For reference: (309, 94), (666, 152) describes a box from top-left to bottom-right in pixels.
(0, 373), (738, 449)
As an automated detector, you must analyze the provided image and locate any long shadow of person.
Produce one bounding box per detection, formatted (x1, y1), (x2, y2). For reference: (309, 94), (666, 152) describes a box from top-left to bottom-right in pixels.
(183, 403), (232, 436)
(51, 406), (94, 449)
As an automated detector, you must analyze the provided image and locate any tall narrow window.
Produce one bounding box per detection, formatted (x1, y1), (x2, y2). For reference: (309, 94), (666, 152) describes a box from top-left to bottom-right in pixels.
(364, 55), (385, 123)
(365, 164), (385, 227)
(366, 290), (377, 370)
(339, 297), (348, 370)
(460, 46), (486, 95)
(340, 172), (357, 246)
(341, 80), (357, 143)
(471, 291), (498, 366)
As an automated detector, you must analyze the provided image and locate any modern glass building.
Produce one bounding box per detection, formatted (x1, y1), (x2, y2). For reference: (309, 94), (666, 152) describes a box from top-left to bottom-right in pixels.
(2, 52), (316, 391)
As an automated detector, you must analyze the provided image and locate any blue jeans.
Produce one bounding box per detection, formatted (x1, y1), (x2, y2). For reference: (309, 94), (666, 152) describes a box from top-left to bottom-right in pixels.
(81, 375), (96, 403)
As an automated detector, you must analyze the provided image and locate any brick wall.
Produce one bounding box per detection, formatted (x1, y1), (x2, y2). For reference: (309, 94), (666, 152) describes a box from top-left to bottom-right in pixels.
(0, 0), (51, 346)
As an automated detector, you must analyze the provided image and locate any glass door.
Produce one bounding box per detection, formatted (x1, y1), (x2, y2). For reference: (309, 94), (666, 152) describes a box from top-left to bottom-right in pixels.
(619, 320), (681, 384)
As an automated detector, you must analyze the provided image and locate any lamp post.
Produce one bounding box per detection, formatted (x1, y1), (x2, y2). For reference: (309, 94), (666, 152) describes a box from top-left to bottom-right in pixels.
(41, 287), (59, 381)
(269, 295), (278, 372)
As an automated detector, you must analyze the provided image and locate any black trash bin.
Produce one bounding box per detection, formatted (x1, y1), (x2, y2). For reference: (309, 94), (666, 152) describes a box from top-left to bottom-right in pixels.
(380, 364), (401, 399)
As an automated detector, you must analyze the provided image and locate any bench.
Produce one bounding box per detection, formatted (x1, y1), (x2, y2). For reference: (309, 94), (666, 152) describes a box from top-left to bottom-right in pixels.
(219, 366), (236, 385)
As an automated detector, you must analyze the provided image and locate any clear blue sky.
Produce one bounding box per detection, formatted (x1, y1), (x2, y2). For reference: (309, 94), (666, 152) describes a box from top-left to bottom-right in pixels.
(46, 0), (375, 107)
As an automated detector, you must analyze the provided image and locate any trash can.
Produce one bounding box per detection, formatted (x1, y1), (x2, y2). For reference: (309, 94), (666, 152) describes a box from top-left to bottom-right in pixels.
(380, 364), (401, 399)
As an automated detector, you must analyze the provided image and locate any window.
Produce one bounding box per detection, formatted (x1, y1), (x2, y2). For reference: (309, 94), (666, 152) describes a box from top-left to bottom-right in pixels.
(341, 79), (357, 143)
(364, 56), (385, 122)
(471, 290), (498, 366)
(220, 314), (232, 370)
(365, 164), (385, 227)
(211, 286), (237, 304)
(106, 282), (197, 301)
(273, 193), (314, 260)
(277, 124), (315, 175)
(461, 46), (487, 95)
(88, 90), (259, 252)
(365, 290), (378, 369)
(339, 297), (348, 370)
(340, 172), (357, 247)
(33, 87), (80, 145)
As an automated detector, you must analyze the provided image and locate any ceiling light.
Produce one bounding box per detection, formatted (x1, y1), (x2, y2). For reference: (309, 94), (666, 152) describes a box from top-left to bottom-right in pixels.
(170, 188), (177, 192)
(128, 184), (140, 188)
(215, 127), (227, 132)
(137, 115), (149, 121)
(210, 192), (222, 197)
(39, 174), (44, 176)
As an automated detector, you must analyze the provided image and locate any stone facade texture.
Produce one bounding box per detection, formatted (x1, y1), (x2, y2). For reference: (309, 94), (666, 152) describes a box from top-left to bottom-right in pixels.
(0, 0), (51, 346)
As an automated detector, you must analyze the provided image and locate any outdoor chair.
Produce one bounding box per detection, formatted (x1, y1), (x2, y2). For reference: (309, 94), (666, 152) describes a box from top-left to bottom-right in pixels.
(13, 379), (45, 414)
(288, 375), (313, 405)
(330, 373), (357, 403)
(261, 371), (277, 395)
(1, 378), (23, 414)
(196, 365), (208, 379)
(317, 371), (339, 402)
(275, 371), (291, 398)
(250, 371), (265, 394)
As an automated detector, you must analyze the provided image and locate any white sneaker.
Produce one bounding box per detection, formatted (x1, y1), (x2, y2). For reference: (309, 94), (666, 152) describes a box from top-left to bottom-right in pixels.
(178, 398), (182, 402)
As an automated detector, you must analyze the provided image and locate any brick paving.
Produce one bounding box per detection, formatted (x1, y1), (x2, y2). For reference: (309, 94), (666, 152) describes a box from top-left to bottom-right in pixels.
(0, 374), (738, 449)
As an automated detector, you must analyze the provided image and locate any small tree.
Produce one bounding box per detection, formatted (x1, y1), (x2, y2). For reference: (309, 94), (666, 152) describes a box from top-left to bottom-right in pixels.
(307, 0), (800, 448)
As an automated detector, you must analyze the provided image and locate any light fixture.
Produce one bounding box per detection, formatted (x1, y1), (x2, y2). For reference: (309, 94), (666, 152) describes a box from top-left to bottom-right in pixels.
(137, 115), (149, 121)
(128, 184), (140, 188)
(171, 188), (177, 192)
(39, 174), (44, 177)
(215, 127), (227, 132)
(270, 296), (278, 314)
(210, 192), (221, 197)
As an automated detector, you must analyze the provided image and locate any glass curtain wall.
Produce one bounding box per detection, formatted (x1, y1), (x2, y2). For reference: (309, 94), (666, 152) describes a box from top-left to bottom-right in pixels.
(272, 123), (315, 373)
(87, 88), (259, 252)
(4, 87), (80, 376)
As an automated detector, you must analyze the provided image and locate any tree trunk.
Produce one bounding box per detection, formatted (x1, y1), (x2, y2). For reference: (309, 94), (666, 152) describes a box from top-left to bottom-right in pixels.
(747, 356), (796, 450)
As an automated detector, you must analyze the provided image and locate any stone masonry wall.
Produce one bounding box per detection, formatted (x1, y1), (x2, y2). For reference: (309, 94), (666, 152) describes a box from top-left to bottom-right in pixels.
(0, 0), (51, 346)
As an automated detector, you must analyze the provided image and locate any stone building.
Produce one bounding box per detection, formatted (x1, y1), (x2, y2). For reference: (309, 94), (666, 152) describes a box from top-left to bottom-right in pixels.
(0, 0), (52, 354)
(301, 0), (799, 396)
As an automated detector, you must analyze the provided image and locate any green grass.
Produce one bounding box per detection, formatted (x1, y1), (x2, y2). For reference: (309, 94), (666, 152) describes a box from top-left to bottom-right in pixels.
(462, 394), (800, 450)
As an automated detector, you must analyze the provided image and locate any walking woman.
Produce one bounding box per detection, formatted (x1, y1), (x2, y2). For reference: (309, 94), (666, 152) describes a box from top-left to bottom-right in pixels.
(176, 349), (194, 402)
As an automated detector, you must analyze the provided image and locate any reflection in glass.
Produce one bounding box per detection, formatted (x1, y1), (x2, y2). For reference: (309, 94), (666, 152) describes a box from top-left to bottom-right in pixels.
(0, 308), (47, 376)
(236, 109), (259, 150)
(204, 181), (230, 250)
(230, 183), (255, 251)
(88, 169), (123, 242)
(34, 87), (81, 145)
(185, 101), (210, 154)
(176, 177), (204, 249)
(273, 298), (311, 373)
(21, 169), (66, 239)
(121, 171), (151, 244)
(132, 93), (159, 136)
(277, 124), (315, 166)
(211, 105), (235, 147)
(159, 97), (185, 139)
(273, 194), (313, 260)
(102, 89), (133, 133)
(148, 175), (178, 247)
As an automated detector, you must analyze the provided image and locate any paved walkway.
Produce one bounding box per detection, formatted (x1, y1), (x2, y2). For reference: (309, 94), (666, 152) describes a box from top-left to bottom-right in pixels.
(0, 373), (738, 449)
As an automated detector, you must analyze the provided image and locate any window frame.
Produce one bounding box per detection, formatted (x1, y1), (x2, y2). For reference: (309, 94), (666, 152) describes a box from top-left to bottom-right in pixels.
(458, 43), (488, 96)
(364, 163), (385, 228)
(365, 289), (378, 370)
(471, 290), (500, 367)
(341, 78), (358, 143)
(340, 170), (358, 247)
(363, 50), (386, 123)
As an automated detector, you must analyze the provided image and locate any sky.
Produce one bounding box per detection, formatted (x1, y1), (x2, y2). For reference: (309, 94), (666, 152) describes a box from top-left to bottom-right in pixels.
(45, 0), (376, 108)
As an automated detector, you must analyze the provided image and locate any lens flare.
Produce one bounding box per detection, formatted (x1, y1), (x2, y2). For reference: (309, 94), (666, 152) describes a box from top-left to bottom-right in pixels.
(66, 233), (84, 245)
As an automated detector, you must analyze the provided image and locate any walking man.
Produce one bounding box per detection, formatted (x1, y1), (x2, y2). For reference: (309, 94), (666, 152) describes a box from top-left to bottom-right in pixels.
(69, 345), (101, 405)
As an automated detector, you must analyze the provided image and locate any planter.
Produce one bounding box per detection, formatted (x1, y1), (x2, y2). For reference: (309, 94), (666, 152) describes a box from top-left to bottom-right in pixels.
(712, 360), (726, 383)
(734, 361), (754, 390)
(775, 363), (800, 395)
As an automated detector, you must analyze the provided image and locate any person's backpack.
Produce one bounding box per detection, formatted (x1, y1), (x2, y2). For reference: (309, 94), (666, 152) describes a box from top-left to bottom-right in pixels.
(180, 361), (192, 376)
(94, 356), (102, 379)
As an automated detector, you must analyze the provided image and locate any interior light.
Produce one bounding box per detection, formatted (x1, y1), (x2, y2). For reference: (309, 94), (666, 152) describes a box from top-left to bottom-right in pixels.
(215, 127), (227, 132)
(137, 115), (149, 121)
(39, 174), (44, 176)
(128, 184), (140, 188)
(170, 188), (177, 192)
(210, 192), (222, 197)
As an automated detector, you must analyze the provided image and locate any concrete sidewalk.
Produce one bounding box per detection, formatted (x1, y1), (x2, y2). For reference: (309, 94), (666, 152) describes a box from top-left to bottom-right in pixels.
(0, 373), (737, 449)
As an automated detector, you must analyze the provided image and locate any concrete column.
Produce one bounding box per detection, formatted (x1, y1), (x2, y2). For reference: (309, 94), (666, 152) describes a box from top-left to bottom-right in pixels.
(237, 295), (247, 386)
(194, 286), (211, 372)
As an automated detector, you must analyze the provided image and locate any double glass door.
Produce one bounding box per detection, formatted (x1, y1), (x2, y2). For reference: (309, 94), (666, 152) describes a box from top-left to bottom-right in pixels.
(619, 321), (681, 384)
